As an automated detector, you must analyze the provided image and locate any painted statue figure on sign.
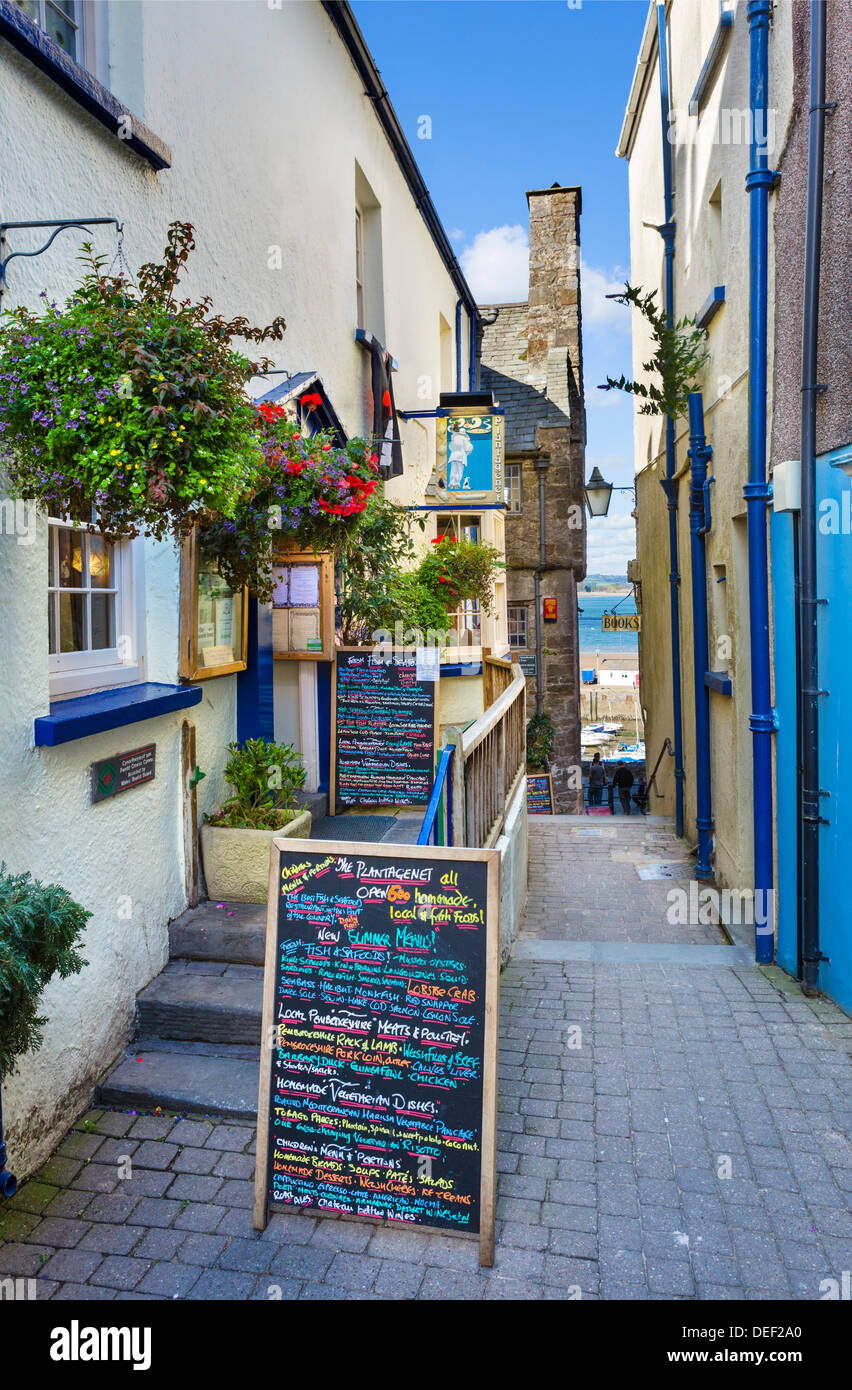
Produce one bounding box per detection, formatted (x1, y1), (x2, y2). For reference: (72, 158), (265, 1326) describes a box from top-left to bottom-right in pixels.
(447, 425), (473, 489)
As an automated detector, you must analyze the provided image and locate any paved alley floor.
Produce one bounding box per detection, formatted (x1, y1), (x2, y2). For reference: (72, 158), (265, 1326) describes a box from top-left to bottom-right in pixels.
(4, 816), (852, 1300)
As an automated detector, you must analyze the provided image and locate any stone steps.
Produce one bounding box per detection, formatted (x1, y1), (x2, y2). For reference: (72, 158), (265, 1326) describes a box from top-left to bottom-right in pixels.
(96, 900), (268, 1117)
(98, 1042), (260, 1120)
(136, 962), (264, 1043)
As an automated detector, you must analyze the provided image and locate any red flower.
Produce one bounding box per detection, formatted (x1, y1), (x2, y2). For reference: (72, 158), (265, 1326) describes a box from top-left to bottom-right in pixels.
(300, 392), (323, 410)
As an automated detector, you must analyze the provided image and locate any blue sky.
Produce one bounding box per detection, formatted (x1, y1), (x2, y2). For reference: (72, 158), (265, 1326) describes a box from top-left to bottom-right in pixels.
(352, 0), (650, 574)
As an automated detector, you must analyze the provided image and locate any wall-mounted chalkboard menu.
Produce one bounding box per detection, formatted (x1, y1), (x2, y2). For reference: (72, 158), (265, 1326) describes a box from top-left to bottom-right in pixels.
(253, 839), (499, 1266)
(526, 773), (554, 815)
(331, 647), (439, 810)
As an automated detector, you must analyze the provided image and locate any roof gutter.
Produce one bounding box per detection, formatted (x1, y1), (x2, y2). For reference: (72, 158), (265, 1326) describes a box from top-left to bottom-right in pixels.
(616, 0), (662, 159)
(322, 0), (477, 318)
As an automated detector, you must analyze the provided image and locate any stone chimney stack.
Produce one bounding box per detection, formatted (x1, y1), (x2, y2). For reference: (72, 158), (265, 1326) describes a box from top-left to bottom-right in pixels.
(526, 184), (583, 427)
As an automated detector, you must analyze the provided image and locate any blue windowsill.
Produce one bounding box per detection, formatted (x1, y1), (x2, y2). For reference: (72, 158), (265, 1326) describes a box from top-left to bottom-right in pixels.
(34, 682), (202, 747)
(0, 0), (171, 170)
(705, 670), (733, 696)
(697, 286), (726, 330)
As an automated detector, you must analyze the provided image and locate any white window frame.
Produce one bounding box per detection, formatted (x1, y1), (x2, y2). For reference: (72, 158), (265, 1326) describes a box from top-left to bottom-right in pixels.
(355, 205), (365, 329)
(508, 605), (528, 650)
(48, 517), (146, 699)
(15, 0), (107, 80)
(505, 463), (522, 515)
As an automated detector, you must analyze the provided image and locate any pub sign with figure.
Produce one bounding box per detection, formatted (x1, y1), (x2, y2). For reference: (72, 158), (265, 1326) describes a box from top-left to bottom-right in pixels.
(436, 394), (505, 505)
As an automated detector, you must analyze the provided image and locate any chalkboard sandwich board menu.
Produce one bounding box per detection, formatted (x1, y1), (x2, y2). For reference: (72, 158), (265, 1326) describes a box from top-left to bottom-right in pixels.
(254, 838), (500, 1266)
(526, 773), (554, 815)
(331, 647), (439, 810)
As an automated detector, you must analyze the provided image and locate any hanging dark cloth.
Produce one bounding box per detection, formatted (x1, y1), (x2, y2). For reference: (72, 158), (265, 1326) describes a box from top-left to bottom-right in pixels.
(367, 338), (404, 478)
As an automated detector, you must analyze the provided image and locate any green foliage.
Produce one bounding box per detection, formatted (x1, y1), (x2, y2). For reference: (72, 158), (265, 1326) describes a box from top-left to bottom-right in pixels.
(599, 283), (709, 420)
(198, 405), (380, 601)
(0, 865), (90, 1080)
(205, 738), (306, 830)
(526, 712), (555, 769)
(337, 496), (427, 643)
(0, 222), (285, 539)
(416, 537), (505, 617)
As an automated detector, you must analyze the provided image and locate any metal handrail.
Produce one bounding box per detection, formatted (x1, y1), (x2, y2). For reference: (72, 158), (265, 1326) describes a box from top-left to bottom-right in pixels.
(647, 736), (674, 800)
(417, 744), (455, 846)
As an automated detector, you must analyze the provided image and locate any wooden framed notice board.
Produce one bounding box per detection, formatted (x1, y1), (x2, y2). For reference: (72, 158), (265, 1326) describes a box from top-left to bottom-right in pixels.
(253, 838), (500, 1266)
(330, 647), (440, 811)
(271, 547), (334, 662)
(179, 530), (248, 681)
(526, 772), (555, 815)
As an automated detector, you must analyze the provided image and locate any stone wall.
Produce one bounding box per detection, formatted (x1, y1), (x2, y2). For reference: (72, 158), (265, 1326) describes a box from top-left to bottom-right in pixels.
(481, 185), (586, 813)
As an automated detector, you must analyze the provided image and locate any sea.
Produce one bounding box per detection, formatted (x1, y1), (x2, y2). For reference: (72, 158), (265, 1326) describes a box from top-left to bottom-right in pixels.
(577, 592), (639, 657)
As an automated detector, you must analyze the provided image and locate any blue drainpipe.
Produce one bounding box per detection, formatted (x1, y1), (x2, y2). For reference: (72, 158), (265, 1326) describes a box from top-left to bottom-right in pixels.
(687, 393), (715, 880)
(469, 307), (478, 390)
(745, 0), (776, 964)
(0, 1085), (18, 1197)
(656, 1), (685, 838)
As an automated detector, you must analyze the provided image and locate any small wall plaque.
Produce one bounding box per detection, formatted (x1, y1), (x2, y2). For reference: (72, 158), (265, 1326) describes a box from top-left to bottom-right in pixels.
(92, 745), (156, 803)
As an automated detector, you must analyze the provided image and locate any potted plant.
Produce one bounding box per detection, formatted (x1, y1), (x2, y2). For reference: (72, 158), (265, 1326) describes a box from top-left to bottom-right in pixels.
(200, 738), (311, 903)
(0, 221), (286, 540)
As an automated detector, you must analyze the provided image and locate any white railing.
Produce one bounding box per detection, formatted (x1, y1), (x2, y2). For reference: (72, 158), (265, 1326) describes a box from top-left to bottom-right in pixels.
(444, 665), (527, 848)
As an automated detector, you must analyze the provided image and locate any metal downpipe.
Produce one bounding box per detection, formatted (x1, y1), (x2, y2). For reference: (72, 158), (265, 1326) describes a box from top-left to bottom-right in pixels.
(687, 393), (715, 879)
(800, 0), (828, 995)
(656, 2), (685, 838)
(745, 0), (776, 964)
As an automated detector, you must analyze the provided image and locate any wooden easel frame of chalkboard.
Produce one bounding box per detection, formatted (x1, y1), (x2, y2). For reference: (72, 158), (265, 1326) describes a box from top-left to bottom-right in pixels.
(254, 837), (500, 1267)
(329, 647), (441, 815)
(526, 772), (555, 814)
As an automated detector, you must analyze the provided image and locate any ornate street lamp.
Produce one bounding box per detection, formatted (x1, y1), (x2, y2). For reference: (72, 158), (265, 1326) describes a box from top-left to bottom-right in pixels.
(584, 466), (614, 517)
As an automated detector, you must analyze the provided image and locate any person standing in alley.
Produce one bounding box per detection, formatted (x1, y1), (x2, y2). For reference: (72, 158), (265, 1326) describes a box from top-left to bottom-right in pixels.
(614, 760), (634, 815)
(588, 752), (607, 807)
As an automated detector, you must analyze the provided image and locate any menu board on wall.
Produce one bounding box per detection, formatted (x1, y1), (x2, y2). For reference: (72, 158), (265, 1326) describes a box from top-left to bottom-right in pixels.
(253, 839), (499, 1265)
(332, 648), (439, 809)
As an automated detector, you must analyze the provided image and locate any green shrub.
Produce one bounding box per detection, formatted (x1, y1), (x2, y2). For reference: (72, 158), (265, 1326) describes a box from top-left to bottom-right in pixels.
(205, 738), (306, 830)
(526, 712), (555, 769)
(0, 866), (89, 1080)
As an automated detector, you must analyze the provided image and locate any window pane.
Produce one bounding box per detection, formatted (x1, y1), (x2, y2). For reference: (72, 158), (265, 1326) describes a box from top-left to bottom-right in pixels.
(89, 534), (111, 588)
(58, 527), (83, 587)
(48, 595), (57, 655)
(58, 592), (85, 652)
(14, 1), (39, 20)
(90, 593), (114, 650)
(48, 529), (56, 587)
(45, 0), (78, 58)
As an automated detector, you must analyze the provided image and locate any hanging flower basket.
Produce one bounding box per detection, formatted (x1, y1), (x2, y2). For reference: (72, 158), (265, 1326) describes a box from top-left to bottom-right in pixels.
(0, 222), (286, 540)
(198, 401), (381, 600)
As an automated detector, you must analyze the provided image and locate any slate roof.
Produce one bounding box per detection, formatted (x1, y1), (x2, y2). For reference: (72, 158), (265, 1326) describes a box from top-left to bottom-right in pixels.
(479, 303), (572, 453)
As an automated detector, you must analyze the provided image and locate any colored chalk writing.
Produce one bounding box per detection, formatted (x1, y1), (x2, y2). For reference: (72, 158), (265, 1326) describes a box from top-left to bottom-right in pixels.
(334, 649), (437, 808)
(259, 847), (493, 1235)
(526, 773), (554, 815)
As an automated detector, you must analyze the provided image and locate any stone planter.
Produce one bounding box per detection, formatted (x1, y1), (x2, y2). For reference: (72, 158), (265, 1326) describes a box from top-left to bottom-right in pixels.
(200, 809), (312, 904)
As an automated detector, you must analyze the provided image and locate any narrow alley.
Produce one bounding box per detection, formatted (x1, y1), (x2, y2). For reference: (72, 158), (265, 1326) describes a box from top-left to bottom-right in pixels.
(3, 814), (851, 1302)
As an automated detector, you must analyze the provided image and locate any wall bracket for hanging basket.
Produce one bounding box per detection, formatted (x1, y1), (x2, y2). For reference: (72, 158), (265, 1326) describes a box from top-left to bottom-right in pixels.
(0, 217), (122, 307)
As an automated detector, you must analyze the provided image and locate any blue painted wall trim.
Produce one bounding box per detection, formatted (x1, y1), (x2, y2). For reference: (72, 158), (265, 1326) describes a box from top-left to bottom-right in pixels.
(697, 286), (726, 329)
(237, 600), (274, 744)
(770, 508), (798, 982)
(689, 7), (734, 115)
(34, 682), (201, 747)
(704, 670), (733, 695)
(317, 662), (331, 794)
(0, 1), (171, 169)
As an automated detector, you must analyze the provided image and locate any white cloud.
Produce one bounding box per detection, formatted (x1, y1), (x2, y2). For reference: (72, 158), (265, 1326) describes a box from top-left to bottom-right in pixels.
(580, 260), (630, 333)
(461, 225), (529, 303)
